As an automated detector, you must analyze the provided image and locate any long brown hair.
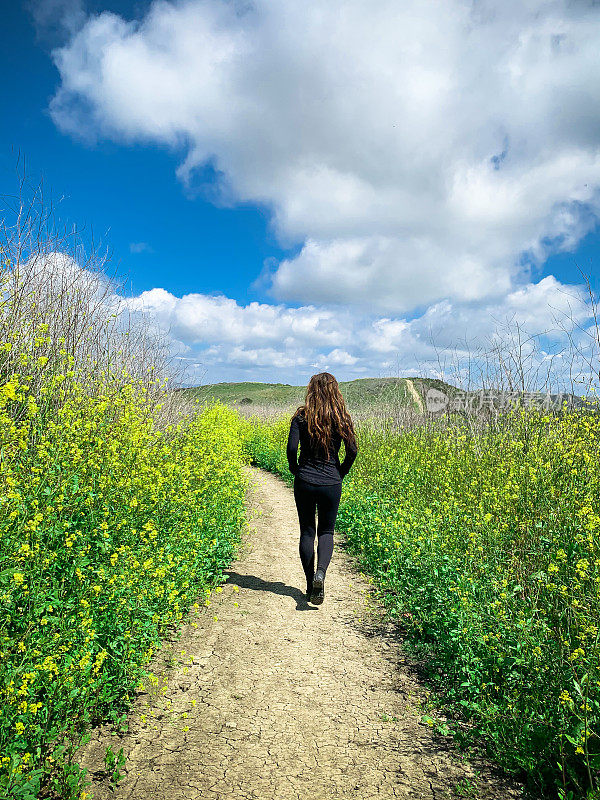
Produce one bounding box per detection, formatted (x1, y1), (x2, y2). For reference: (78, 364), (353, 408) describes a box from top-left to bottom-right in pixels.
(294, 372), (356, 456)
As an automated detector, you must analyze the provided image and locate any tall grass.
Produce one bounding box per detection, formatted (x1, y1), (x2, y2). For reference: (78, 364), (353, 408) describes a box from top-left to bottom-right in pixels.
(0, 187), (248, 799)
(245, 404), (600, 798)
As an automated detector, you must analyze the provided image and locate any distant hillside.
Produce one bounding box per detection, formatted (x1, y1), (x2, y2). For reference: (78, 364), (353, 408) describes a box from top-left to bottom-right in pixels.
(177, 378), (589, 416)
(178, 377), (457, 413)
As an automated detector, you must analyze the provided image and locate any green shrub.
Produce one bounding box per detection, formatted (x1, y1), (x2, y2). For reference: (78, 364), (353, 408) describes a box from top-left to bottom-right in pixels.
(245, 406), (600, 798)
(0, 361), (247, 798)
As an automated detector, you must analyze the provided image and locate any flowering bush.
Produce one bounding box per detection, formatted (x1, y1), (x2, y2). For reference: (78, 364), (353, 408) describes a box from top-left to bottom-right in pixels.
(0, 331), (247, 798)
(245, 406), (600, 798)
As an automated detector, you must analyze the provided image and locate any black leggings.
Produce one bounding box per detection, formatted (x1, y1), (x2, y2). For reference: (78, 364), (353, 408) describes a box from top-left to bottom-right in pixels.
(293, 477), (342, 589)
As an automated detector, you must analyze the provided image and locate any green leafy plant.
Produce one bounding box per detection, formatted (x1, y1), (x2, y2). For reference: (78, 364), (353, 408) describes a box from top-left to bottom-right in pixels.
(453, 776), (479, 797)
(104, 745), (126, 788)
(245, 401), (600, 798)
(0, 388), (248, 797)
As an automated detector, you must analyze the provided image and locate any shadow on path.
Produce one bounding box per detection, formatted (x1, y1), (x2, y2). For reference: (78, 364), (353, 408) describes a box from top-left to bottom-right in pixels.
(224, 570), (318, 611)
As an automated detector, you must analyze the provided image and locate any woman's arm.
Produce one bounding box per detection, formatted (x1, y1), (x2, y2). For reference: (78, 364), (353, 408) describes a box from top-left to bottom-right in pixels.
(286, 415), (300, 476)
(339, 436), (358, 478)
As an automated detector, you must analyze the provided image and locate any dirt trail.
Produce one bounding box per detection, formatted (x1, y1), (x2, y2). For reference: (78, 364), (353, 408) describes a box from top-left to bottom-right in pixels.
(81, 468), (521, 800)
(405, 379), (424, 413)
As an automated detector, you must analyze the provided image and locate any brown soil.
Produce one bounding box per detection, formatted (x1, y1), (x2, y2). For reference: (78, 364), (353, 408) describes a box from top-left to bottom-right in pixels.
(405, 379), (424, 413)
(80, 467), (523, 799)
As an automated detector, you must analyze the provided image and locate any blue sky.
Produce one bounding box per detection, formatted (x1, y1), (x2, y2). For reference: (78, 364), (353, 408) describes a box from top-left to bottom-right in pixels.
(1, 1), (599, 386)
(1, 1), (290, 301)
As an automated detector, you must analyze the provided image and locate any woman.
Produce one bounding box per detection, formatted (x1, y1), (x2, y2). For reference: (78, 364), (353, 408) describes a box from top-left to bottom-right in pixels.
(286, 372), (358, 605)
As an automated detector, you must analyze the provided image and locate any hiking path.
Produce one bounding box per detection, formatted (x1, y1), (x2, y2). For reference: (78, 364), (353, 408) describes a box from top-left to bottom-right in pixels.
(81, 467), (522, 800)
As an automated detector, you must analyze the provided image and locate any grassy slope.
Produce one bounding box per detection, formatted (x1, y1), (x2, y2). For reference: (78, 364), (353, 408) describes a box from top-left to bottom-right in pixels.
(179, 376), (457, 412)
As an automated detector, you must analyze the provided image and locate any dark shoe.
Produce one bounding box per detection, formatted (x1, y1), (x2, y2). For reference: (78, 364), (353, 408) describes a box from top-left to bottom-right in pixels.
(311, 569), (325, 605)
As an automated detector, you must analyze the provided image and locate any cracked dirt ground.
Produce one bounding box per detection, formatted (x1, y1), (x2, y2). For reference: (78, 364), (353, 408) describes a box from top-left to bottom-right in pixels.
(81, 467), (523, 799)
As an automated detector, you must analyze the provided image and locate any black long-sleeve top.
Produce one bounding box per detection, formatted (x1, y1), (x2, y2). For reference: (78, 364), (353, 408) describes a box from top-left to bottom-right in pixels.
(286, 412), (358, 485)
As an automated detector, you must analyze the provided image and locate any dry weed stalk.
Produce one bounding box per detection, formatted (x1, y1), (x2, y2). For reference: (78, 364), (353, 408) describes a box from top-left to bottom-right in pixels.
(0, 163), (192, 426)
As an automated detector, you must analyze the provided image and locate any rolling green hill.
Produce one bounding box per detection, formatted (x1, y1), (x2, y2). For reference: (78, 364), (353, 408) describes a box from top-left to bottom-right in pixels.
(178, 376), (457, 413)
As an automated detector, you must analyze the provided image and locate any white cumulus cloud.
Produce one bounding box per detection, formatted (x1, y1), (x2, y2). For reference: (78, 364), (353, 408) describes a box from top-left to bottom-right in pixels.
(49, 0), (600, 311)
(121, 276), (595, 388)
